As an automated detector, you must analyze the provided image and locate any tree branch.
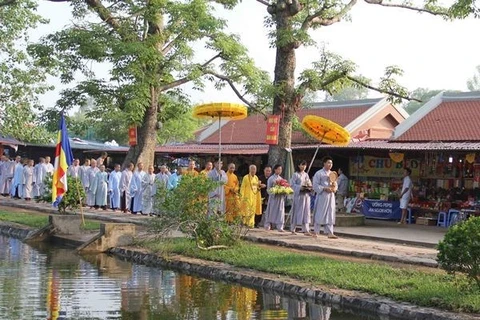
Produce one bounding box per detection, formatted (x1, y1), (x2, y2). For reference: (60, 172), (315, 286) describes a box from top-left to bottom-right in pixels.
(158, 54), (222, 91)
(206, 71), (266, 116)
(364, 0), (447, 15)
(84, 0), (128, 39)
(162, 34), (182, 55)
(256, 0), (270, 6)
(0, 0), (15, 6)
(302, 0), (357, 30)
(347, 76), (422, 102)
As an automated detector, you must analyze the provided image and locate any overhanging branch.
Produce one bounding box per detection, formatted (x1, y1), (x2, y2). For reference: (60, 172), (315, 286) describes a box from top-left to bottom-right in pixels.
(158, 54), (222, 91)
(302, 0), (357, 30)
(85, 0), (128, 39)
(206, 71), (266, 116)
(256, 0), (269, 6)
(364, 0), (447, 15)
(347, 76), (421, 102)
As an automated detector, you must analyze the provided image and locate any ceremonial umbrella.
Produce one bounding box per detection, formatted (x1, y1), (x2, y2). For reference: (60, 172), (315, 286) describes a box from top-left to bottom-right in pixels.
(301, 115), (351, 173)
(193, 102), (248, 162)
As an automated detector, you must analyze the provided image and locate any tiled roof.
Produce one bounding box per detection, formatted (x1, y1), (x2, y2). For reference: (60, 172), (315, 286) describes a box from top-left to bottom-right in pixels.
(200, 104), (374, 145)
(155, 144), (268, 155)
(0, 136), (25, 146)
(395, 92), (480, 142)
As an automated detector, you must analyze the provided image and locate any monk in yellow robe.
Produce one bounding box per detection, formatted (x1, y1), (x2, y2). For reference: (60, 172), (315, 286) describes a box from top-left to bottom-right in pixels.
(225, 163), (240, 222)
(185, 160), (199, 177)
(200, 161), (213, 176)
(240, 164), (262, 228)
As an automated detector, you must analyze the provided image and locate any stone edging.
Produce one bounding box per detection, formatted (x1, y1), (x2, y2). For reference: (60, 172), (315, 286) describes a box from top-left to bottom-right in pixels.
(0, 224), (32, 240)
(108, 247), (476, 320)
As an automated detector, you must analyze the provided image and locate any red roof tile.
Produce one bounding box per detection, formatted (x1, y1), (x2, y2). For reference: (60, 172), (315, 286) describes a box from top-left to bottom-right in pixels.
(155, 144), (268, 155)
(396, 101), (480, 142)
(200, 105), (372, 144)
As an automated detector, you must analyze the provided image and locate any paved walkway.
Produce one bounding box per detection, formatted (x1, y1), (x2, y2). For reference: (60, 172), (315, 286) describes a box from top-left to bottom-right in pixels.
(0, 197), (446, 267)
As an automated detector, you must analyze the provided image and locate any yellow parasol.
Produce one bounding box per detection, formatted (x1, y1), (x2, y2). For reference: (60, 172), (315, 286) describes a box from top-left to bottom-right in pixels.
(301, 115), (351, 173)
(193, 102), (248, 162)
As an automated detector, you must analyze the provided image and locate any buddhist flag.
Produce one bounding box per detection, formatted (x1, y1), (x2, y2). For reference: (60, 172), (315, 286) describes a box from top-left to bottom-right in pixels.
(52, 114), (74, 206)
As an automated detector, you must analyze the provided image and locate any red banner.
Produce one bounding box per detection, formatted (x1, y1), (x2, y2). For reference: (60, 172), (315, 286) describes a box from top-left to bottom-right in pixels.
(265, 115), (280, 145)
(128, 126), (137, 146)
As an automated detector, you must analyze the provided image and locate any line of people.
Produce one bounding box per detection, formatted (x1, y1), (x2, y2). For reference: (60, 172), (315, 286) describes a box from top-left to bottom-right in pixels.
(0, 155), (54, 201)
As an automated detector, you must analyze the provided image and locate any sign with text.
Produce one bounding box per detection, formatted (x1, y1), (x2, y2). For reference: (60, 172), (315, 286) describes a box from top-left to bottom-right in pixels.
(362, 199), (401, 220)
(350, 155), (420, 178)
(265, 115), (280, 145)
(128, 126), (137, 146)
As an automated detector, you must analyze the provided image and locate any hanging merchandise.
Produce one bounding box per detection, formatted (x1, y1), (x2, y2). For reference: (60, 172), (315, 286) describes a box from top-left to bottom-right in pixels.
(466, 153), (476, 164)
(388, 152), (404, 163)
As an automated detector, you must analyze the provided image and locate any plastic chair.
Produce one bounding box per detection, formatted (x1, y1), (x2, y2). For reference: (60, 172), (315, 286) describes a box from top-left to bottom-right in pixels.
(447, 209), (460, 227)
(437, 211), (447, 227)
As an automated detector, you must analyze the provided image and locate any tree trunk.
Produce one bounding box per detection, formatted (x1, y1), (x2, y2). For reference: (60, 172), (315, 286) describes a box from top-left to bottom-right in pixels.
(267, 6), (297, 168)
(122, 86), (159, 169)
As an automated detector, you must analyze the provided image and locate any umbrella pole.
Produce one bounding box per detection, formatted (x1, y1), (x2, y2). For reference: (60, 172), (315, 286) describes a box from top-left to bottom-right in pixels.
(218, 115), (222, 162)
(307, 131), (327, 174)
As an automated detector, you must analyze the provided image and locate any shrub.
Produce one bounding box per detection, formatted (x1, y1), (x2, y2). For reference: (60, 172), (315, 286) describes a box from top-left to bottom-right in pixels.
(437, 216), (480, 288)
(150, 174), (248, 250)
(38, 175), (86, 214)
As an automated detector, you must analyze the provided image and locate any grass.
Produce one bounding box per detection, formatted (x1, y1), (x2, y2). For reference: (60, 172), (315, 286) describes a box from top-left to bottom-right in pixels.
(0, 211), (101, 231)
(145, 238), (480, 313)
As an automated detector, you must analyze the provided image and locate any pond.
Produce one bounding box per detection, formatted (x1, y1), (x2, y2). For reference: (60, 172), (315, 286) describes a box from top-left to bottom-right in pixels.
(0, 235), (390, 320)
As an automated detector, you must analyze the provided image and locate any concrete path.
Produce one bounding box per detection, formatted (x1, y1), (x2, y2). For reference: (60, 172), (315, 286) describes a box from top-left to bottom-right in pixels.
(0, 197), (445, 267)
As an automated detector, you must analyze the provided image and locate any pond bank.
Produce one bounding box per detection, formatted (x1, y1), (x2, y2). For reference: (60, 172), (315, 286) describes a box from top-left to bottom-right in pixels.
(0, 221), (477, 320)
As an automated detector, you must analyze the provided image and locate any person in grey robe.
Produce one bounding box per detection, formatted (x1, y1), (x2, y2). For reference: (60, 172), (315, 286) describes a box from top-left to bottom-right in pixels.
(32, 157), (46, 198)
(264, 164), (286, 232)
(10, 156), (24, 199)
(22, 160), (34, 200)
(207, 160), (227, 216)
(312, 156), (338, 239)
(336, 168), (349, 212)
(0, 156), (13, 196)
(155, 165), (170, 214)
(141, 165), (157, 216)
(91, 164), (108, 209)
(108, 164), (122, 211)
(129, 162), (146, 214)
(85, 159), (99, 208)
(289, 160), (312, 234)
(67, 158), (81, 178)
(119, 162), (134, 213)
(79, 158), (91, 192)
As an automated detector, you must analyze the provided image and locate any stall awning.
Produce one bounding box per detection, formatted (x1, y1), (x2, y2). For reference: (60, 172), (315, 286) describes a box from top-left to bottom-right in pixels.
(291, 140), (480, 151)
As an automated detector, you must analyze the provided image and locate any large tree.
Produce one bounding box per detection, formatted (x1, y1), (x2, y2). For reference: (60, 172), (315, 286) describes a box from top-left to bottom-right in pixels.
(29, 0), (270, 167)
(258, 0), (474, 166)
(0, 0), (53, 143)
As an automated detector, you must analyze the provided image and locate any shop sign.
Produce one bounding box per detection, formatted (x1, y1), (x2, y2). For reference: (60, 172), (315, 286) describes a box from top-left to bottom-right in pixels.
(128, 126), (137, 146)
(265, 115), (280, 145)
(362, 199), (402, 219)
(350, 155), (420, 178)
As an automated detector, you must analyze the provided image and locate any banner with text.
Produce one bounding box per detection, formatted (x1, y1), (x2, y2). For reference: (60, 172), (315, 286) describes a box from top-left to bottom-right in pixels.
(362, 199), (401, 220)
(350, 155), (420, 178)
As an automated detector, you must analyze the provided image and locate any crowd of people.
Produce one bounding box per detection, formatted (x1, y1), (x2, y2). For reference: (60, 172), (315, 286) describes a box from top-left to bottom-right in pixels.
(0, 151), (351, 239)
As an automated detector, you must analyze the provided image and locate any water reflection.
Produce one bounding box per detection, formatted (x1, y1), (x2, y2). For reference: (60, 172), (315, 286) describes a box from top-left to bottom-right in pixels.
(0, 236), (386, 320)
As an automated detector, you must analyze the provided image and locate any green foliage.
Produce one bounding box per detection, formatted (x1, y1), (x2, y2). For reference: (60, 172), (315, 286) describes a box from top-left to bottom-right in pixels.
(0, 210), (99, 230)
(150, 175), (247, 250)
(38, 175), (86, 215)
(437, 217), (480, 288)
(27, 0), (269, 152)
(324, 86), (368, 102)
(467, 65), (480, 92)
(0, 0), (53, 143)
